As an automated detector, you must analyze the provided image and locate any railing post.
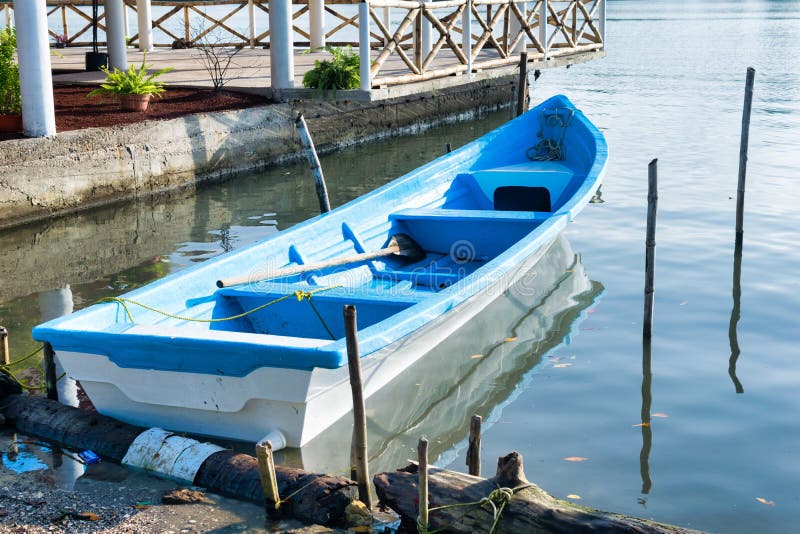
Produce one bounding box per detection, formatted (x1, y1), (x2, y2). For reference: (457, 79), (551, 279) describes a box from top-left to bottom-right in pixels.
(14, 0), (56, 137)
(136, 0), (153, 51)
(61, 5), (68, 41)
(122, 1), (129, 42)
(359, 0), (371, 91)
(269, 0), (296, 89)
(248, 0), (256, 48)
(539, 0), (547, 59)
(309, 0), (325, 48)
(599, 0), (605, 49)
(4, 4), (10, 27)
(462, 0), (472, 75)
(509, 0), (525, 53)
(419, 5), (432, 70)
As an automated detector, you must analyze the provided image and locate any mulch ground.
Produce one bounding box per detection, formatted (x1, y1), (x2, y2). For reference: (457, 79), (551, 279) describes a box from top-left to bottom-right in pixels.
(0, 85), (271, 141)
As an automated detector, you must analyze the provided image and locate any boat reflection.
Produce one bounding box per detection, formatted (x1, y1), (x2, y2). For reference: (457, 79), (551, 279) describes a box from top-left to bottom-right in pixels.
(274, 234), (603, 474)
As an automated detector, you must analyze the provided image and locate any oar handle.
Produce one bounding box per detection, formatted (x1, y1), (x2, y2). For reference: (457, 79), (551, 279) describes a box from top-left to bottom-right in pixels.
(216, 245), (399, 288)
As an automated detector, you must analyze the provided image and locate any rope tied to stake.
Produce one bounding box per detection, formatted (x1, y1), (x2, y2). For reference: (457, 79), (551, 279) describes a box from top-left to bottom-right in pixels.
(417, 483), (533, 534)
(0, 345), (67, 391)
(526, 106), (576, 162)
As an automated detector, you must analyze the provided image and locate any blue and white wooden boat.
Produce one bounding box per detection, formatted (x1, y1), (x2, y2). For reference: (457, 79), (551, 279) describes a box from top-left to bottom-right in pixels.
(33, 95), (607, 449)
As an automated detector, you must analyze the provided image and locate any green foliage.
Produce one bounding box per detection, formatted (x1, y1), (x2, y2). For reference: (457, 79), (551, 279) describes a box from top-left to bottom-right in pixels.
(302, 46), (360, 93)
(88, 54), (173, 98)
(0, 27), (21, 115)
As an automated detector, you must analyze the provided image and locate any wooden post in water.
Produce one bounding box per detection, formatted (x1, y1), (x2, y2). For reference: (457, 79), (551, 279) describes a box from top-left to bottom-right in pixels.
(43, 342), (58, 401)
(735, 67), (755, 237)
(446, 142), (452, 154)
(418, 437), (429, 531)
(643, 159), (658, 340)
(0, 326), (9, 366)
(466, 414), (482, 476)
(256, 439), (281, 512)
(295, 112), (331, 214)
(516, 51), (529, 117)
(344, 305), (372, 509)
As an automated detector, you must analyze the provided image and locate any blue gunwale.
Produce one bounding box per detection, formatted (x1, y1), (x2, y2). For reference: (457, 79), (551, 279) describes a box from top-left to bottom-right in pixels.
(33, 95), (607, 375)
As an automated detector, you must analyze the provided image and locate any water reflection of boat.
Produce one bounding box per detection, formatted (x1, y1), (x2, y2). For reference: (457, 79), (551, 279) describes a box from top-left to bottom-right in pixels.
(276, 234), (602, 474)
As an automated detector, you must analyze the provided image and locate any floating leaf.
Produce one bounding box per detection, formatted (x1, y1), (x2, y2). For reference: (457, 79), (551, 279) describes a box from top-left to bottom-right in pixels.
(756, 497), (775, 506)
(566, 494), (582, 500)
(564, 456), (588, 462)
(632, 422), (650, 427)
(470, 354), (483, 359)
(504, 337), (518, 342)
(554, 363), (572, 368)
(75, 512), (101, 521)
(652, 413), (669, 418)
(133, 502), (151, 509)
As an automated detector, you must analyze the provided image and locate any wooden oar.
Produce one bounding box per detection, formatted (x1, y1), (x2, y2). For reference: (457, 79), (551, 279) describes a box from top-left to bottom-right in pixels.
(216, 234), (425, 288)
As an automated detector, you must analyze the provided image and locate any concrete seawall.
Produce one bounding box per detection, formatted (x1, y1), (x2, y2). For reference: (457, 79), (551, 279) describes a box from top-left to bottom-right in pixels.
(0, 74), (517, 230)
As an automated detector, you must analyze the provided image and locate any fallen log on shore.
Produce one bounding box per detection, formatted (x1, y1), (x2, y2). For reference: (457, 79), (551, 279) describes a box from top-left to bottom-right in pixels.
(0, 382), (358, 527)
(374, 452), (702, 533)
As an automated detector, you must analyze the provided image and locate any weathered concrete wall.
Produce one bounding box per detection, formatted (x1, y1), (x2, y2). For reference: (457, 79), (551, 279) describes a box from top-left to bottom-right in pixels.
(0, 73), (516, 229)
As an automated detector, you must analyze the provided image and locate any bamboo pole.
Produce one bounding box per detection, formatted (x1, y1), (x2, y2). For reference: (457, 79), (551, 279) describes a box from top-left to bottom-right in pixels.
(43, 342), (58, 401)
(735, 67), (755, 237)
(516, 51), (528, 116)
(418, 437), (429, 530)
(643, 159), (658, 340)
(295, 112), (331, 214)
(344, 304), (372, 509)
(0, 326), (9, 366)
(255, 439), (281, 512)
(465, 414), (481, 476)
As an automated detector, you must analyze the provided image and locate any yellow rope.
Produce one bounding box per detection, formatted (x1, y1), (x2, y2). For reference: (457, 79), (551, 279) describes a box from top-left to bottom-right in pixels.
(98, 285), (342, 324)
(418, 483), (532, 534)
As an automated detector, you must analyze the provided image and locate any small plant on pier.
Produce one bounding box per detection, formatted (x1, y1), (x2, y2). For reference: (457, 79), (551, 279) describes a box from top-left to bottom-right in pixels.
(0, 27), (21, 116)
(88, 54), (172, 111)
(303, 46), (360, 93)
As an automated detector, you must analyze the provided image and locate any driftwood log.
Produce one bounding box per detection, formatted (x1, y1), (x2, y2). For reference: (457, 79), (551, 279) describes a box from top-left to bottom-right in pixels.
(0, 380), (358, 527)
(375, 452), (702, 534)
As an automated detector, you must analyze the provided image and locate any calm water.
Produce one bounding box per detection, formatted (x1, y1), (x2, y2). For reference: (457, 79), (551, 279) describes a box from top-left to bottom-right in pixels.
(2, 1), (800, 532)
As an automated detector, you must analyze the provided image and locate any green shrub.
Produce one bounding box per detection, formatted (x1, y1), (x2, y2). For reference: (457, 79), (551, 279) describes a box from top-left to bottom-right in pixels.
(0, 27), (21, 114)
(302, 46), (360, 92)
(88, 54), (173, 98)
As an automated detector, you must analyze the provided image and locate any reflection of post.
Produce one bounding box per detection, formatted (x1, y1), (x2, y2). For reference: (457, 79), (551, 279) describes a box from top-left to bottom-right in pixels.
(38, 286), (79, 407)
(728, 235), (745, 393)
(640, 340), (652, 494)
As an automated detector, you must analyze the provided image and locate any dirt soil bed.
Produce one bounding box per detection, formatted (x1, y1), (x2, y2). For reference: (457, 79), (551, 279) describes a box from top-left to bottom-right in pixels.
(0, 86), (271, 141)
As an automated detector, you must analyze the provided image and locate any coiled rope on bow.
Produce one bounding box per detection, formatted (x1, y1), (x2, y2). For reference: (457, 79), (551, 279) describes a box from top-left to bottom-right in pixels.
(526, 107), (576, 162)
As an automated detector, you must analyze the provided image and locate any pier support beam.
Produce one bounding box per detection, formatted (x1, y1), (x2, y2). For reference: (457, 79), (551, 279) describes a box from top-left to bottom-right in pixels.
(105, 0), (129, 70)
(13, 0), (56, 137)
(269, 0), (295, 89)
(136, 0), (154, 51)
(309, 0), (325, 49)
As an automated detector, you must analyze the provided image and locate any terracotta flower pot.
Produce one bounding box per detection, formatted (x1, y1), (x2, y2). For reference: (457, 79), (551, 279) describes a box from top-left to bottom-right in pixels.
(0, 113), (22, 133)
(120, 94), (151, 112)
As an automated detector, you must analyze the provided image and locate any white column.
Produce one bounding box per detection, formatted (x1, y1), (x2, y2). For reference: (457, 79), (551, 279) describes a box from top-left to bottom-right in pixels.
(5, 4), (12, 27)
(105, 0), (128, 70)
(136, 0), (153, 51)
(39, 287), (79, 408)
(462, 0), (472, 75)
(510, 1), (526, 53)
(599, 0), (606, 49)
(13, 0), (56, 137)
(122, 1), (129, 40)
(359, 0), (370, 91)
(382, 6), (390, 47)
(539, 0), (548, 59)
(248, 0), (256, 48)
(269, 0), (295, 89)
(309, 0), (325, 49)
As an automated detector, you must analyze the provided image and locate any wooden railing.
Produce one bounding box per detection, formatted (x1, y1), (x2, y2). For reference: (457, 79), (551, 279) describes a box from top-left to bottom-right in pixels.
(0, 0), (604, 88)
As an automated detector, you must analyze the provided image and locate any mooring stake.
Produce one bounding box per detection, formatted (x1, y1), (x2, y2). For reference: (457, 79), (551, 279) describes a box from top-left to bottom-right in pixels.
(516, 52), (529, 117)
(643, 159), (658, 340)
(295, 112), (331, 214)
(43, 342), (58, 401)
(736, 67), (755, 237)
(446, 142), (452, 153)
(466, 414), (482, 476)
(256, 439), (281, 513)
(344, 304), (372, 509)
(418, 437), (429, 531)
(0, 326), (9, 366)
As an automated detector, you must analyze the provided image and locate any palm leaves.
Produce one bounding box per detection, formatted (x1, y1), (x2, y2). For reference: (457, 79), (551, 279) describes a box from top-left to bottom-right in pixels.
(88, 54), (173, 98)
(302, 46), (360, 93)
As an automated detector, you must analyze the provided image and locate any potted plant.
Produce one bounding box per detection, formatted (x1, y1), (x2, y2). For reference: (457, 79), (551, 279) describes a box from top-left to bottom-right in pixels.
(54, 33), (68, 49)
(0, 27), (21, 132)
(88, 55), (172, 112)
(302, 46), (361, 94)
